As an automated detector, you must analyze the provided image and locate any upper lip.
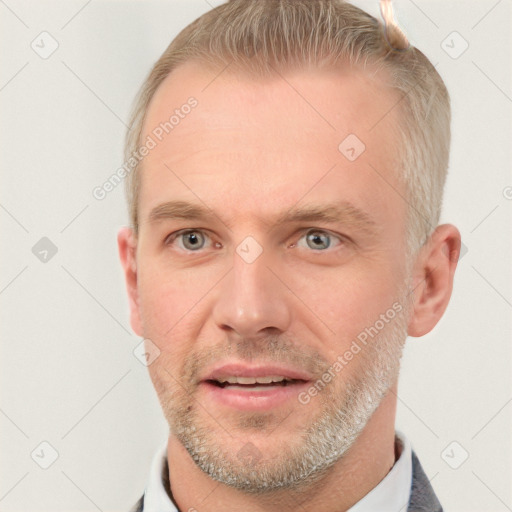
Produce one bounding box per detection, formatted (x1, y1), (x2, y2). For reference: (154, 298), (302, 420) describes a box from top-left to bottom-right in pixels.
(201, 362), (313, 383)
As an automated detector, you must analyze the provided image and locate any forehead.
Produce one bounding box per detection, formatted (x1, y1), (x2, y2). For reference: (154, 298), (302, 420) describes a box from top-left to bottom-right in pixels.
(138, 60), (405, 232)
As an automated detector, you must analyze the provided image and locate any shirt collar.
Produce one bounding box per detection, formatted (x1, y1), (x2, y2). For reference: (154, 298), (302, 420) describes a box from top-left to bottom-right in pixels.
(347, 429), (412, 512)
(142, 430), (412, 512)
(142, 439), (176, 512)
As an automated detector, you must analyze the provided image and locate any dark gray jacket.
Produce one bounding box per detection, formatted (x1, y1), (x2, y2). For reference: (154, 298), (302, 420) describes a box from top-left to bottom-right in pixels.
(130, 450), (442, 511)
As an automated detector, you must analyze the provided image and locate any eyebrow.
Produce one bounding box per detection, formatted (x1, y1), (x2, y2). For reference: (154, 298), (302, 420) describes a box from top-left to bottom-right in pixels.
(148, 200), (213, 224)
(147, 200), (378, 234)
(274, 203), (377, 233)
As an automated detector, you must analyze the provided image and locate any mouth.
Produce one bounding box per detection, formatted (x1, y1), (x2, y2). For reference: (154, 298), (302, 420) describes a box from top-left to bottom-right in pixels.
(199, 363), (313, 411)
(206, 375), (307, 391)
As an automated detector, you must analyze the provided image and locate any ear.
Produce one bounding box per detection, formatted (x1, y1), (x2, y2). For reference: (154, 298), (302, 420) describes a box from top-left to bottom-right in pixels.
(407, 224), (461, 337)
(117, 226), (143, 337)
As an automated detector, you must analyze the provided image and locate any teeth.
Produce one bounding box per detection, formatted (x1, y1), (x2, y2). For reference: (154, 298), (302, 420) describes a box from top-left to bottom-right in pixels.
(231, 376), (256, 385)
(216, 375), (290, 384)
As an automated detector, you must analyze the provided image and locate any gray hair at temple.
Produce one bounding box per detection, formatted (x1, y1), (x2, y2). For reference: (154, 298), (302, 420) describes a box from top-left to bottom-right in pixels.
(124, 0), (451, 257)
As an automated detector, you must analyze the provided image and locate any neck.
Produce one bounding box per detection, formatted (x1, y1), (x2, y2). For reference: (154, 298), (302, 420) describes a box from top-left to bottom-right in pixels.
(167, 384), (398, 512)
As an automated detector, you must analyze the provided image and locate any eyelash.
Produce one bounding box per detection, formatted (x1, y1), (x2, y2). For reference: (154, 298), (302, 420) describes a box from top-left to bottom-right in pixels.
(164, 228), (346, 253)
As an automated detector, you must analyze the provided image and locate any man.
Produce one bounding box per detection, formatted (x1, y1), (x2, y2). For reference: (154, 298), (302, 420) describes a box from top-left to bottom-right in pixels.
(118, 0), (461, 510)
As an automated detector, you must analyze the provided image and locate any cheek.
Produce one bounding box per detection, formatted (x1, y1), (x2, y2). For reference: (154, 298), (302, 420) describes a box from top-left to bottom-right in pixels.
(136, 259), (221, 351)
(291, 265), (401, 346)
(137, 268), (192, 342)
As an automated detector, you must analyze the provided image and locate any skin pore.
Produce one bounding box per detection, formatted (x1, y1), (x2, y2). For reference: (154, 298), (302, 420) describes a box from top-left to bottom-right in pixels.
(118, 61), (460, 512)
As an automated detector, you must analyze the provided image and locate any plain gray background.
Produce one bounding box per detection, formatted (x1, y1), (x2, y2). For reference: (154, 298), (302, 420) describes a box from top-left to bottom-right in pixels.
(1, 0), (511, 510)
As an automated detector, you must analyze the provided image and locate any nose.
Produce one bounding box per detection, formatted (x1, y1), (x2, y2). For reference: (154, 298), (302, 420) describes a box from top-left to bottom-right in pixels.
(212, 245), (292, 338)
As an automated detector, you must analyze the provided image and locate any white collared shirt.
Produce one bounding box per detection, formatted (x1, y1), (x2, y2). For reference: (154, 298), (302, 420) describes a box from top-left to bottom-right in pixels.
(142, 430), (413, 512)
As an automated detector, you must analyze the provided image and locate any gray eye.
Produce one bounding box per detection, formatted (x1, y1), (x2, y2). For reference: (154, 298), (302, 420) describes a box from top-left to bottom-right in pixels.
(305, 231), (331, 250)
(181, 231), (206, 250)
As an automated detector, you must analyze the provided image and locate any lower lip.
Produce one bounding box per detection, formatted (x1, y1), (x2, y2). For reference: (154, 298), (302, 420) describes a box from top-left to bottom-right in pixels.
(200, 381), (311, 411)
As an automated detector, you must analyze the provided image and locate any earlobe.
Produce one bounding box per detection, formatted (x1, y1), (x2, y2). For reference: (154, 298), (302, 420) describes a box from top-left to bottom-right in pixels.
(117, 226), (143, 336)
(407, 224), (461, 337)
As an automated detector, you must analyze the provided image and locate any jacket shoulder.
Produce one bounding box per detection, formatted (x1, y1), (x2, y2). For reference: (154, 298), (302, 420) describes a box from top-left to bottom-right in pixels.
(408, 450), (443, 512)
(129, 495), (144, 512)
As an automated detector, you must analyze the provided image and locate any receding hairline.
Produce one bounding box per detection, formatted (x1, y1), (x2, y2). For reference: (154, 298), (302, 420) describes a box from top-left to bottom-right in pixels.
(124, 0), (451, 255)
(147, 52), (398, 111)
(134, 57), (404, 229)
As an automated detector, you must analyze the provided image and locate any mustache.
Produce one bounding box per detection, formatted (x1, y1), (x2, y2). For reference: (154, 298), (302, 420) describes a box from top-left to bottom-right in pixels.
(182, 335), (331, 384)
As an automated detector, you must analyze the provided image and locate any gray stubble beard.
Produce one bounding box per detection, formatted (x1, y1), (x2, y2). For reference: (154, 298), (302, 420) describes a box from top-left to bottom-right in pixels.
(158, 299), (409, 495)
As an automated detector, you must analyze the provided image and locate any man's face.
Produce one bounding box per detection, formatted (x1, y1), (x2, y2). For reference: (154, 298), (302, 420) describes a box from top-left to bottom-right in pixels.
(128, 62), (412, 491)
